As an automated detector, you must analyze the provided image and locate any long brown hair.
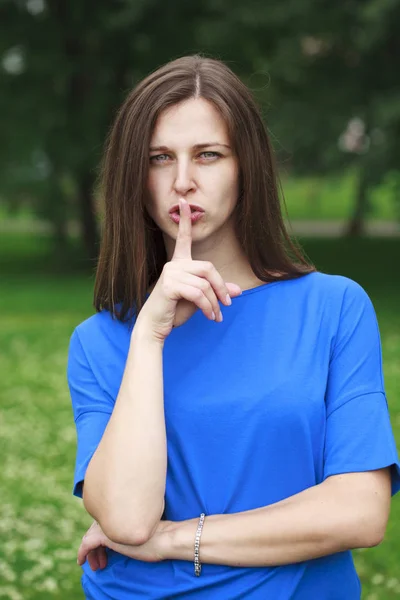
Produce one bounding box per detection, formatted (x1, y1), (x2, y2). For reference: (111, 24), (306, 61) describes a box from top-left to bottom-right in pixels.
(94, 54), (315, 323)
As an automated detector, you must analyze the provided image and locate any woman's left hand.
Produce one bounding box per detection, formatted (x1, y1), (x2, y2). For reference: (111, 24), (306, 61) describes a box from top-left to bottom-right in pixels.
(77, 520), (176, 570)
(77, 521), (109, 570)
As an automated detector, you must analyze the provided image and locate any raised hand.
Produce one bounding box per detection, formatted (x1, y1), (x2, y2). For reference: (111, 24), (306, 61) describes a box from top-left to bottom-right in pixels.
(136, 197), (242, 342)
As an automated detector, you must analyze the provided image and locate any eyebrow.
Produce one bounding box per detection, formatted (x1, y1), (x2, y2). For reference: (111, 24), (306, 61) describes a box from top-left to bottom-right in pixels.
(149, 142), (231, 152)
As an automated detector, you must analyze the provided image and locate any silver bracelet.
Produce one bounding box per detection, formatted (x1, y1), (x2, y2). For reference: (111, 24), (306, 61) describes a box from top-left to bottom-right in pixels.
(194, 513), (205, 576)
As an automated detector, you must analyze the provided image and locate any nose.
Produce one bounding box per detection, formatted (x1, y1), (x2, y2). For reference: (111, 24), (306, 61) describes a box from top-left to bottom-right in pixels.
(173, 156), (196, 196)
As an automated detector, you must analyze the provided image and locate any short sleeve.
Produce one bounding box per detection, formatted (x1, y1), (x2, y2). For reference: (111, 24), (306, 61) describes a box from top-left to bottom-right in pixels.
(67, 329), (114, 498)
(323, 280), (400, 496)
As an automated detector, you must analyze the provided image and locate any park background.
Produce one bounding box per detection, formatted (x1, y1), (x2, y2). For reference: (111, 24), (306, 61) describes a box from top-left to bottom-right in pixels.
(0, 0), (399, 598)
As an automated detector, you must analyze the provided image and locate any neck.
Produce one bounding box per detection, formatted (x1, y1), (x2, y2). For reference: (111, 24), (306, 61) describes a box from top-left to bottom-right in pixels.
(163, 222), (264, 291)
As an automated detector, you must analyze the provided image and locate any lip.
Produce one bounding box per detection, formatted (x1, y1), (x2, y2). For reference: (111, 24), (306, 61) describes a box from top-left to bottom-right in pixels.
(168, 203), (205, 214)
(169, 211), (205, 224)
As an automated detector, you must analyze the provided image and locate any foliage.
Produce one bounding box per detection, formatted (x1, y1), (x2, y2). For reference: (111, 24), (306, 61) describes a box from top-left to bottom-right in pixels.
(0, 0), (399, 255)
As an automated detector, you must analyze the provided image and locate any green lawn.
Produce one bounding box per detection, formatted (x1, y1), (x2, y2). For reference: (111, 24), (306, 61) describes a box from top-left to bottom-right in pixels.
(0, 232), (399, 599)
(282, 170), (399, 221)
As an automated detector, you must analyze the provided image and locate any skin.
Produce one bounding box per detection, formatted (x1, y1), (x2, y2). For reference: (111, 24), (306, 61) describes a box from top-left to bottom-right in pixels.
(146, 97), (265, 292)
(78, 471), (392, 570)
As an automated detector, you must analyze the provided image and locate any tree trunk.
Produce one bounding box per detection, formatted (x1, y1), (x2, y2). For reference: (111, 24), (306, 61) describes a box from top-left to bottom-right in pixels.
(77, 171), (99, 262)
(46, 171), (70, 259)
(52, 211), (69, 253)
(346, 165), (369, 236)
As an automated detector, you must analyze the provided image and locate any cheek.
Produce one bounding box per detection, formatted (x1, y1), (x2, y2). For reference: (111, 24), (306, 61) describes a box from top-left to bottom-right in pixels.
(145, 180), (158, 222)
(147, 171), (160, 198)
(146, 172), (166, 215)
(214, 165), (239, 201)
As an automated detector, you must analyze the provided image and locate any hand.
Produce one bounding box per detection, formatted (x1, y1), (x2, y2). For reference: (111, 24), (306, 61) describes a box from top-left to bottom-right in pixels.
(77, 520), (177, 569)
(137, 197), (242, 342)
(77, 521), (109, 571)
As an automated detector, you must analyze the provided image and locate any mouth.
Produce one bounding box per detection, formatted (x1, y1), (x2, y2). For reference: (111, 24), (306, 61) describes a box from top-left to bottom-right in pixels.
(168, 203), (205, 225)
(168, 203), (205, 215)
(169, 210), (205, 224)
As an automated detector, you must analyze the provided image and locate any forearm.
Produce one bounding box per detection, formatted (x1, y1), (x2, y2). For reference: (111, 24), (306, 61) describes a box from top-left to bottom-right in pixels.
(168, 476), (381, 567)
(83, 322), (166, 544)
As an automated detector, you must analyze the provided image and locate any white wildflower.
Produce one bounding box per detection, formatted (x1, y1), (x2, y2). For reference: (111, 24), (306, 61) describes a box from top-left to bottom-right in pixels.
(371, 573), (384, 585)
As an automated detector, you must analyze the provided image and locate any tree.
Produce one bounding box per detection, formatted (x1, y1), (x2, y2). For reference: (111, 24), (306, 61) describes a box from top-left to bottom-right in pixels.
(0, 0), (222, 260)
(1, 0), (399, 260)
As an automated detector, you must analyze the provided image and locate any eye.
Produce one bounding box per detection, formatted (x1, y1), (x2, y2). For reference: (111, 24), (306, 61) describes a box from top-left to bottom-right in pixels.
(149, 151), (222, 163)
(199, 151), (221, 159)
(150, 154), (170, 163)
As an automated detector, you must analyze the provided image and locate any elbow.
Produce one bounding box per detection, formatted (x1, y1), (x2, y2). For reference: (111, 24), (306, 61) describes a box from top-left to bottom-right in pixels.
(82, 480), (165, 545)
(82, 493), (148, 544)
(351, 510), (389, 549)
(326, 469), (392, 551)
(361, 497), (390, 548)
(361, 520), (388, 548)
(366, 531), (385, 548)
(104, 513), (162, 546)
(104, 520), (151, 546)
(97, 502), (165, 547)
(82, 484), (101, 523)
(81, 503), (153, 546)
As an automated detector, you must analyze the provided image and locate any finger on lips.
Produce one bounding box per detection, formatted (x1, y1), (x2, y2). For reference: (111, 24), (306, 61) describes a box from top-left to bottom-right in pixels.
(172, 197), (192, 261)
(173, 197), (232, 318)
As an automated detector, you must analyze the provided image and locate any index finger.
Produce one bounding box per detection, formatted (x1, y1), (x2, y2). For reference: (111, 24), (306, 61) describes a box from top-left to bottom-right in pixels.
(172, 198), (192, 260)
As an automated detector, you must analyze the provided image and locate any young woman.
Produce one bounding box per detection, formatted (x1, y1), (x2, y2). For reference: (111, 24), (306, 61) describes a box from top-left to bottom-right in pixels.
(67, 54), (400, 599)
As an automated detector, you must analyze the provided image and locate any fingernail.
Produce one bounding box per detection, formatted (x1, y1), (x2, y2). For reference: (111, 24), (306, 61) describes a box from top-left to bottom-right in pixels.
(225, 294), (232, 305)
(211, 311), (216, 320)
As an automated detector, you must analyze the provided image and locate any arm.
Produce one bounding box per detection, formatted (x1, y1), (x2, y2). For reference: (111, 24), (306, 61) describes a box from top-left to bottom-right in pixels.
(77, 469), (392, 568)
(83, 322), (167, 545)
(165, 469), (392, 567)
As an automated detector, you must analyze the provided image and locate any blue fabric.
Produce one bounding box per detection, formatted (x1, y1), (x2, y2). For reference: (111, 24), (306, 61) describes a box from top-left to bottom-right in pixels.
(67, 271), (400, 600)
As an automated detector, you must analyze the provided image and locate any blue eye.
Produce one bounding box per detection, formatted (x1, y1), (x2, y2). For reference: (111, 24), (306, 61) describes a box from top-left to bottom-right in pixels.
(149, 151), (222, 163)
(200, 151), (220, 159)
(150, 154), (169, 162)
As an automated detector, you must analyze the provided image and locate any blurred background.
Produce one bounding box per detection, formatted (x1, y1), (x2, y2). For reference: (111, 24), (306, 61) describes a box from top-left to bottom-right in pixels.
(0, 1), (399, 598)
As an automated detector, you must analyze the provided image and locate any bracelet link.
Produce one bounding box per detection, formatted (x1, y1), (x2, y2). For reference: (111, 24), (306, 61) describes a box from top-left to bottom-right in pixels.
(194, 513), (205, 576)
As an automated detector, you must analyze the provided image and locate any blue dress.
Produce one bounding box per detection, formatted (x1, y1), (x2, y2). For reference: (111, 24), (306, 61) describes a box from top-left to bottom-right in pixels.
(67, 271), (400, 599)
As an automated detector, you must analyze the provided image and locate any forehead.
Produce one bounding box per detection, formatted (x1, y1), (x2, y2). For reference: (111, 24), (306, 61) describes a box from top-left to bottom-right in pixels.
(150, 98), (229, 146)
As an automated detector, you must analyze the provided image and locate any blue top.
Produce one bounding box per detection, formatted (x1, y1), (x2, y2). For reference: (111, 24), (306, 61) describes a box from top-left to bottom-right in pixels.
(67, 271), (400, 600)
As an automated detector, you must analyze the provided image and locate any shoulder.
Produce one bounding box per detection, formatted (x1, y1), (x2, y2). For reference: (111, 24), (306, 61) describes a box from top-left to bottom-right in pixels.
(294, 270), (364, 292)
(285, 272), (376, 332)
(68, 309), (133, 395)
(70, 308), (133, 357)
(301, 272), (379, 344)
(293, 271), (372, 305)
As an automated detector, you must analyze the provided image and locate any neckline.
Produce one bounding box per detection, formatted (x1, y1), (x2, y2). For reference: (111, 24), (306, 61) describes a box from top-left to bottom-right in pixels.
(145, 280), (283, 300)
(235, 280), (282, 298)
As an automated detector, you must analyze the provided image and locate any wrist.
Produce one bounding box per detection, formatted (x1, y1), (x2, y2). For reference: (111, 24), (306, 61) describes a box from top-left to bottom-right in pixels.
(165, 518), (199, 561)
(132, 317), (165, 348)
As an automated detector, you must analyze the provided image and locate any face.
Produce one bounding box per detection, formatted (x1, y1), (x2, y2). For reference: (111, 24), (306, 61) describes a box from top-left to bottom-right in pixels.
(146, 97), (240, 256)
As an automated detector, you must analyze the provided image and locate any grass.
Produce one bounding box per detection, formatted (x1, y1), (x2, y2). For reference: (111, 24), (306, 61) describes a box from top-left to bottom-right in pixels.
(0, 231), (399, 599)
(281, 169), (398, 221)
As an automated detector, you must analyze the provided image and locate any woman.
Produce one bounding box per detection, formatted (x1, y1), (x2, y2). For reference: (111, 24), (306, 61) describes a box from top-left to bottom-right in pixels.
(67, 54), (400, 599)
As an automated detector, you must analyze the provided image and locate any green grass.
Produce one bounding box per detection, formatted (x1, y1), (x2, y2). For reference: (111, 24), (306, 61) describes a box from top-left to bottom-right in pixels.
(282, 169), (398, 221)
(0, 232), (399, 599)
